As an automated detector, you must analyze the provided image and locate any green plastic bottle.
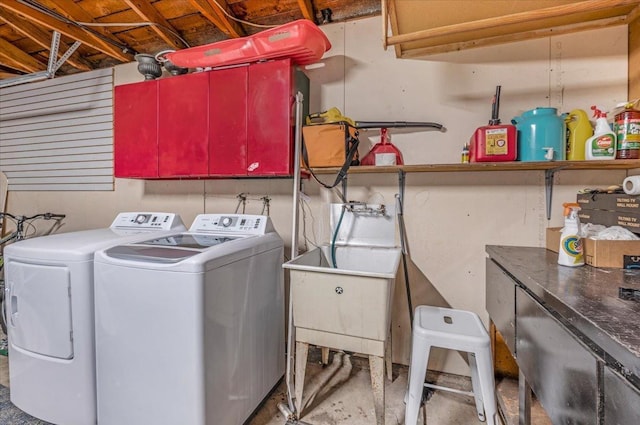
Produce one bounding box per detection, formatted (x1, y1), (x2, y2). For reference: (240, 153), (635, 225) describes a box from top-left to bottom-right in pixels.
(565, 109), (593, 161)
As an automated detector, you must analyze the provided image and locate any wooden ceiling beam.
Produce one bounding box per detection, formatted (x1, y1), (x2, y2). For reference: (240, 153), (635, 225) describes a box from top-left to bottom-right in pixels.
(0, 37), (46, 73)
(0, 0), (130, 62)
(0, 9), (92, 71)
(297, 0), (315, 21)
(124, 0), (183, 49)
(188, 0), (245, 38)
(0, 71), (22, 79)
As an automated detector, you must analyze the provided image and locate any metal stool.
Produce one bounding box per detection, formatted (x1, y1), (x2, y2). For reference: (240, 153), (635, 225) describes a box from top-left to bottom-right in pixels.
(405, 305), (497, 425)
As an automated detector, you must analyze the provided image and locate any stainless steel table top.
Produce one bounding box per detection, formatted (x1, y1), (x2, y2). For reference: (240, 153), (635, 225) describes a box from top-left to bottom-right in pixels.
(487, 245), (640, 382)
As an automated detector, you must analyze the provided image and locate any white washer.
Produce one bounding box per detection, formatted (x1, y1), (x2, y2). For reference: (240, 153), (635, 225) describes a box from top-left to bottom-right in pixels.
(3, 212), (186, 425)
(94, 214), (285, 425)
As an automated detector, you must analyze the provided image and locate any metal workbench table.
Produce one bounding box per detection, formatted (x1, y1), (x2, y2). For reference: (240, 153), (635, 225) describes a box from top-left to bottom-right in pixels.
(486, 245), (640, 425)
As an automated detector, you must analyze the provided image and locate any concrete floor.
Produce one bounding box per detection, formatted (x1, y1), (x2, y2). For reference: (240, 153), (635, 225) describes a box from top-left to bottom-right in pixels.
(247, 348), (495, 425)
(0, 341), (496, 425)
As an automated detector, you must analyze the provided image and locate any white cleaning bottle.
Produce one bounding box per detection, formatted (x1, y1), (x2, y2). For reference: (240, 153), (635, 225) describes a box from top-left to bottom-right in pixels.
(558, 202), (585, 267)
(585, 105), (616, 160)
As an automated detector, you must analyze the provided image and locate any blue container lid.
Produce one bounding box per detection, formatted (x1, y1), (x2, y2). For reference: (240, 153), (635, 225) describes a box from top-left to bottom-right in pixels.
(522, 107), (558, 117)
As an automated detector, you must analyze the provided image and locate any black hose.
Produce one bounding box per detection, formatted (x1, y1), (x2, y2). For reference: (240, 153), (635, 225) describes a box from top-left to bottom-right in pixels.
(355, 121), (445, 131)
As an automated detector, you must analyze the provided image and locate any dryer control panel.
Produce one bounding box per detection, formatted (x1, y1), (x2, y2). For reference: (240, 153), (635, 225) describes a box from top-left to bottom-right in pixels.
(110, 212), (185, 231)
(190, 214), (273, 235)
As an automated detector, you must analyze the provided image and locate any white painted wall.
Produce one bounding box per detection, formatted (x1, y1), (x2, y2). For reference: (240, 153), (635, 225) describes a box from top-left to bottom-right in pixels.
(3, 16), (633, 375)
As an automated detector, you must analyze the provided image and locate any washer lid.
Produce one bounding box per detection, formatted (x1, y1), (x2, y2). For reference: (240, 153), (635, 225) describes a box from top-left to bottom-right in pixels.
(104, 234), (242, 263)
(138, 234), (240, 249)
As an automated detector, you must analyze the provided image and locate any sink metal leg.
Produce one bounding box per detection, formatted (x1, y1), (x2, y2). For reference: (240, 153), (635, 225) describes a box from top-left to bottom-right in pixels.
(385, 325), (393, 381)
(295, 341), (309, 417)
(321, 347), (330, 365)
(369, 355), (385, 425)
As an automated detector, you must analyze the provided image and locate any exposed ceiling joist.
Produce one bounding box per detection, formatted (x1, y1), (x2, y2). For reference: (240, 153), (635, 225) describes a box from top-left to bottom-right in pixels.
(0, 9), (92, 71)
(0, 71), (20, 79)
(0, 37), (46, 73)
(188, 0), (245, 38)
(0, 0), (130, 62)
(45, 0), (134, 59)
(124, 0), (183, 49)
(297, 0), (315, 21)
(0, 0), (382, 81)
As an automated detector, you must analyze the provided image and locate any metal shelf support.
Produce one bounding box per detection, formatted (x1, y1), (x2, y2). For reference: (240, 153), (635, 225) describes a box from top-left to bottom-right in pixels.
(545, 169), (555, 221)
(545, 166), (568, 220)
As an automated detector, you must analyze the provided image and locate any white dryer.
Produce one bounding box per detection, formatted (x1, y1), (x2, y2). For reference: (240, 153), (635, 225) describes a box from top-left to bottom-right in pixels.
(3, 212), (186, 425)
(93, 214), (284, 425)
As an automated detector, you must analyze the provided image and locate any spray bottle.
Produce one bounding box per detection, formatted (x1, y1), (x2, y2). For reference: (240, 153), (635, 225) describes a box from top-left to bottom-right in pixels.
(585, 106), (616, 160)
(558, 202), (584, 267)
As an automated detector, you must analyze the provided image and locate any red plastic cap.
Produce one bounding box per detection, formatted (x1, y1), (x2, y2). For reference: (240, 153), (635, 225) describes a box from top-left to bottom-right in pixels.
(590, 105), (606, 118)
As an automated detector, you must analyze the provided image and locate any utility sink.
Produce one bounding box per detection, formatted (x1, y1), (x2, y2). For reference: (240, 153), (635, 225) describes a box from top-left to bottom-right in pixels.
(283, 203), (400, 424)
(284, 244), (401, 353)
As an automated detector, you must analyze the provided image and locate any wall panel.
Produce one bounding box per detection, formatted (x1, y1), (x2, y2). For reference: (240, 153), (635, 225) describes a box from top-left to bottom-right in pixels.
(0, 69), (114, 191)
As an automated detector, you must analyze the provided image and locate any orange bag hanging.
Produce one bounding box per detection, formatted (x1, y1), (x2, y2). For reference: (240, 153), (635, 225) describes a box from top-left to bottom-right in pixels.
(301, 122), (359, 168)
(301, 122), (359, 189)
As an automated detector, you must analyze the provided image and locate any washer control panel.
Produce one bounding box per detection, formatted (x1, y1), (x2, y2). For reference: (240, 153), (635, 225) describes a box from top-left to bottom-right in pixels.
(190, 214), (271, 235)
(110, 212), (184, 230)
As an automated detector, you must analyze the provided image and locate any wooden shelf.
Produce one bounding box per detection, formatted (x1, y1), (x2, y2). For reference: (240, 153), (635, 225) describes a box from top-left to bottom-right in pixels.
(307, 159), (640, 220)
(308, 159), (640, 175)
(383, 0), (640, 58)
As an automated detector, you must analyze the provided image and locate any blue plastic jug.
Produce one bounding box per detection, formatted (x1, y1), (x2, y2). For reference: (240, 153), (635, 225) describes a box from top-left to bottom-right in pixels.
(512, 107), (566, 161)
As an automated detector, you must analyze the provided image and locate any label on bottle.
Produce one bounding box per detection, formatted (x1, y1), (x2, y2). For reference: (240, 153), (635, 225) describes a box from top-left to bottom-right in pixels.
(616, 117), (640, 150)
(561, 235), (584, 264)
(591, 134), (615, 157)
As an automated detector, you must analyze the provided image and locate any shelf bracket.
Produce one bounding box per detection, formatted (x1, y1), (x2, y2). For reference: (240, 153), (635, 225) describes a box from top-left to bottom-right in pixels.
(544, 166), (568, 220)
(398, 170), (406, 208)
(545, 169), (554, 221)
(342, 176), (348, 201)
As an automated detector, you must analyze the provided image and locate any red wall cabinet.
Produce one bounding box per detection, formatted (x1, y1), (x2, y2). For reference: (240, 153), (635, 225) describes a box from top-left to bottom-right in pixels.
(209, 66), (248, 176)
(209, 59), (305, 177)
(158, 72), (209, 177)
(114, 58), (308, 179)
(247, 59), (296, 176)
(114, 80), (159, 178)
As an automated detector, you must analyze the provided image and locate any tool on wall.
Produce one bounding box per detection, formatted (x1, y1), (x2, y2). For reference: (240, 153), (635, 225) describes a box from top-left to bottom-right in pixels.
(306, 107), (445, 166)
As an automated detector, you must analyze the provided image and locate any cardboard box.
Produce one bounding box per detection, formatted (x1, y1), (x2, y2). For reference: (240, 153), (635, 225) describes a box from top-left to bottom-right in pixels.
(546, 227), (640, 268)
(576, 192), (640, 213)
(578, 209), (640, 234)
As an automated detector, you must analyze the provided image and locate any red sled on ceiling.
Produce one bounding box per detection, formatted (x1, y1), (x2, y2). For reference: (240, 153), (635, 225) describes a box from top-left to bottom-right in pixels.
(165, 20), (332, 69)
